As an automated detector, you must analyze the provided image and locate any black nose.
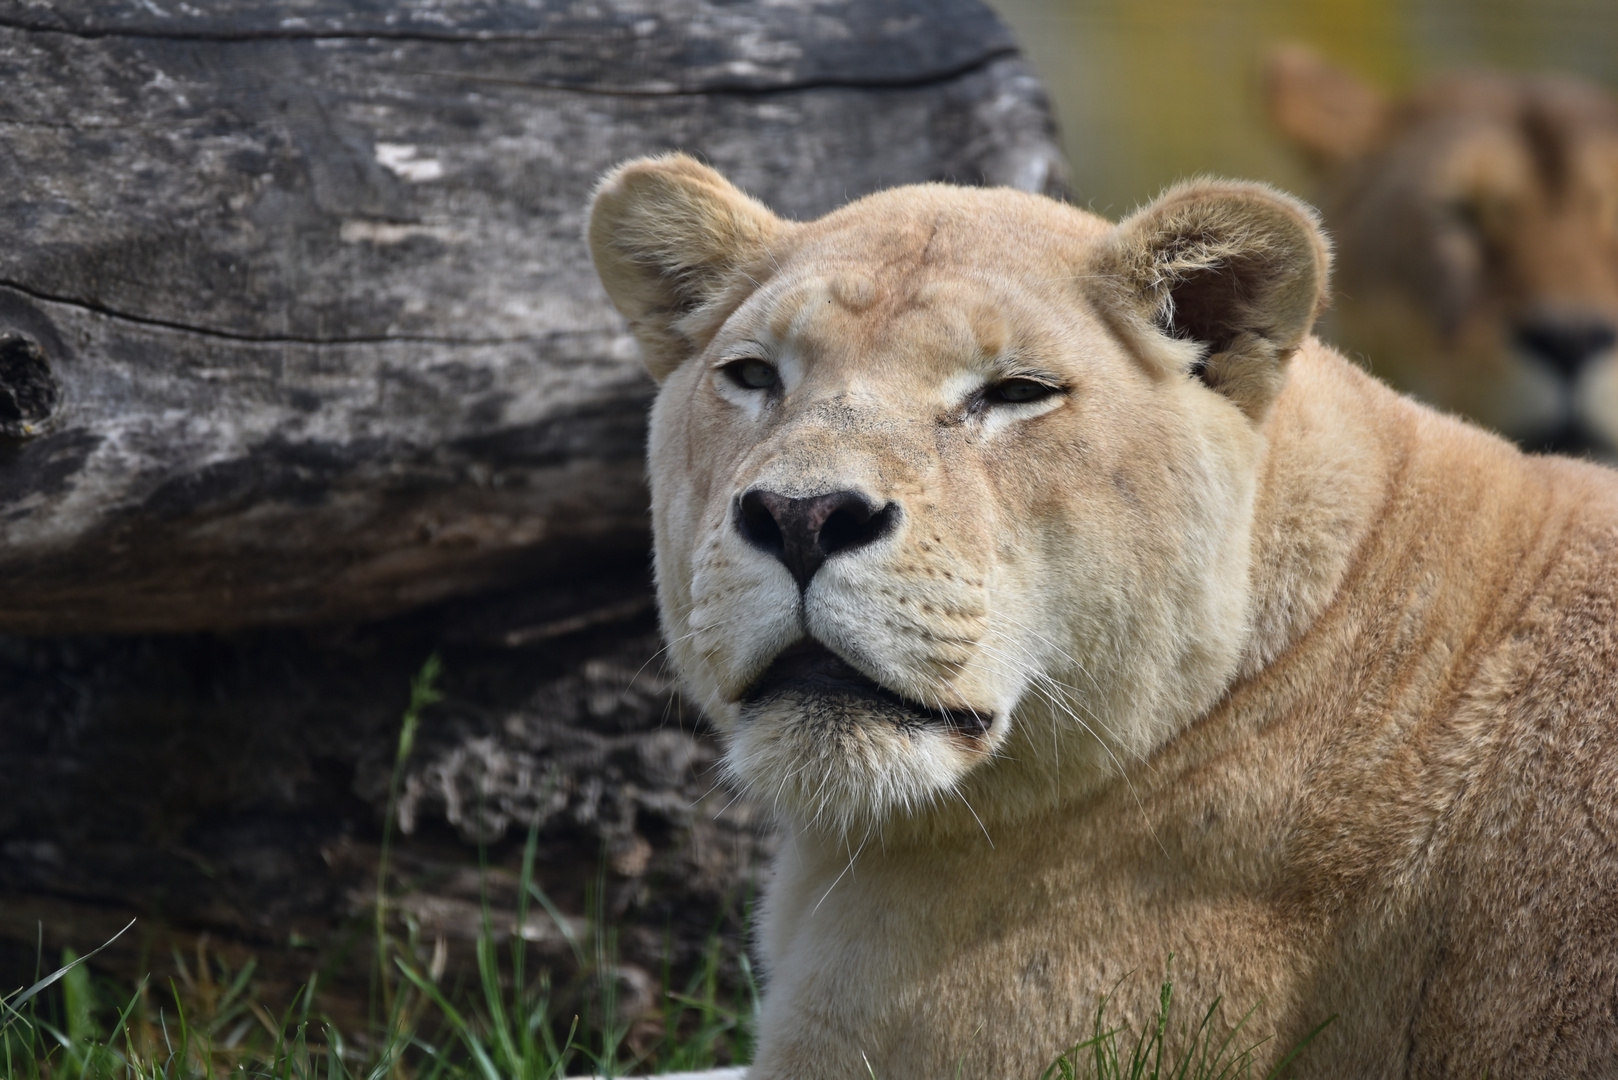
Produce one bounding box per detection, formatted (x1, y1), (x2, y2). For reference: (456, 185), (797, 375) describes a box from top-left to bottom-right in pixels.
(1515, 316), (1618, 378)
(736, 489), (898, 588)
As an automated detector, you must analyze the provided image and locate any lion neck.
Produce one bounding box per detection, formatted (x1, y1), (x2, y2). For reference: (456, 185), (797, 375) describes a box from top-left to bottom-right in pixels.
(1242, 335), (1559, 696)
(1240, 339), (1407, 678)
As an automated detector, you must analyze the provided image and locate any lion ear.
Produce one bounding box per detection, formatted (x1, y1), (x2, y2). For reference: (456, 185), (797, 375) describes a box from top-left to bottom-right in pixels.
(1265, 45), (1388, 167)
(1097, 179), (1331, 421)
(588, 154), (788, 382)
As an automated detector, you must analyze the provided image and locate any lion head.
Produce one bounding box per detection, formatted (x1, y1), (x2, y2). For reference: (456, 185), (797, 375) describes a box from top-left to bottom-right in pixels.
(588, 156), (1327, 838)
(1267, 47), (1618, 453)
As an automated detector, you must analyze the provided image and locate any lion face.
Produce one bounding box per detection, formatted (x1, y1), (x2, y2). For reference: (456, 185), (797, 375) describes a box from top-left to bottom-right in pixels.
(589, 158), (1327, 835)
(1269, 48), (1618, 453)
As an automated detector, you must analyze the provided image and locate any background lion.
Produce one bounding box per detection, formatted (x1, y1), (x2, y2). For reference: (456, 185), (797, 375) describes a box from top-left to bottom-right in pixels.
(1268, 46), (1618, 455)
(590, 155), (1618, 1076)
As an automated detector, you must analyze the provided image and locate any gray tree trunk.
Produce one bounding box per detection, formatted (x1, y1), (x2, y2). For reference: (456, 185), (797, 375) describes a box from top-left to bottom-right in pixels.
(0, 0), (1065, 633)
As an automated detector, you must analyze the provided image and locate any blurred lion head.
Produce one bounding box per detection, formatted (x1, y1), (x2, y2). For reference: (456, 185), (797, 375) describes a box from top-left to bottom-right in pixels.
(1269, 47), (1618, 454)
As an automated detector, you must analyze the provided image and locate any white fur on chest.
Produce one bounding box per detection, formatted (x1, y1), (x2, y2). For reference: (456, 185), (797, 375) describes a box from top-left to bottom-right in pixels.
(748, 789), (1305, 1080)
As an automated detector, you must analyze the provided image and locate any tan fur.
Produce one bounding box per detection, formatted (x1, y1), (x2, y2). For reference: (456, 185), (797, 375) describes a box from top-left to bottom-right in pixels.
(588, 155), (1618, 1076)
(1267, 46), (1618, 453)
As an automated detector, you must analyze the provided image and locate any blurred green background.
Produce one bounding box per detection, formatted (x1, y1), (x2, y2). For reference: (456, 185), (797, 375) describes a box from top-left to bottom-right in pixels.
(987, 0), (1618, 215)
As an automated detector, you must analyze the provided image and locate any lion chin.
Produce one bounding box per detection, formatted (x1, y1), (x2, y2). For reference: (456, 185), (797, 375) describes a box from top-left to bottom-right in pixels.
(588, 153), (1618, 1079)
(728, 640), (991, 833)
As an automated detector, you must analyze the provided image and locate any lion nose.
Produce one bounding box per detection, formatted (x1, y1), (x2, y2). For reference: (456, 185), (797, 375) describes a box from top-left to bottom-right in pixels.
(1515, 315), (1618, 379)
(736, 488), (898, 589)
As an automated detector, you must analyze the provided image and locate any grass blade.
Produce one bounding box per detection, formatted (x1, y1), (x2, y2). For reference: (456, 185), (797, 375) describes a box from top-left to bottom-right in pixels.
(0, 919), (136, 1031)
(394, 957), (501, 1080)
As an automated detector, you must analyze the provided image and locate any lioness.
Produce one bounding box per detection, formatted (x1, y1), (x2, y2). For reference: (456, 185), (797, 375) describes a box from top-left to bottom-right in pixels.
(588, 155), (1618, 1076)
(1267, 47), (1618, 454)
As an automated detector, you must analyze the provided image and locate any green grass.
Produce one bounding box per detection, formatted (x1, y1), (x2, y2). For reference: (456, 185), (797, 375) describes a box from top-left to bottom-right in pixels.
(1, 911), (755, 1080)
(1038, 963), (1332, 1080)
(2, 658), (1328, 1079)
(3, 948), (1327, 1080)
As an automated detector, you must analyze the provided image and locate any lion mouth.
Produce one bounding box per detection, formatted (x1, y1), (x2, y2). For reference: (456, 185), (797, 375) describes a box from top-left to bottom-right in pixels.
(742, 641), (990, 737)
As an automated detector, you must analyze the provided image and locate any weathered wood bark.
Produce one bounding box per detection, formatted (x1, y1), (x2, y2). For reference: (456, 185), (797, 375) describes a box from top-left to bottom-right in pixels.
(0, 0), (1066, 632)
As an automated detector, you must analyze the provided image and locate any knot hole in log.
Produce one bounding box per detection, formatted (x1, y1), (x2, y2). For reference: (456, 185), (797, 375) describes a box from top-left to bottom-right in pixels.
(0, 332), (61, 438)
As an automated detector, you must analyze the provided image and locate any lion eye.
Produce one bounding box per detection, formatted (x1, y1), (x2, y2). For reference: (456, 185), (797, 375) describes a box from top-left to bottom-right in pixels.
(721, 358), (778, 390)
(1446, 192), (1513, 241)
(988, 378), (1058, 405)
(1446, 197), (1485, 233)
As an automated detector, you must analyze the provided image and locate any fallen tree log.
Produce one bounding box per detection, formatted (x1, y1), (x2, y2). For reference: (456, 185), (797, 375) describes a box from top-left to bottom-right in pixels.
(0, 0), (1066, 632)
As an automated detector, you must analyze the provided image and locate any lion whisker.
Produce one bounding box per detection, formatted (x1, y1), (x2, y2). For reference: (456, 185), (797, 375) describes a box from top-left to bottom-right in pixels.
(811, 825), (872, 916)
